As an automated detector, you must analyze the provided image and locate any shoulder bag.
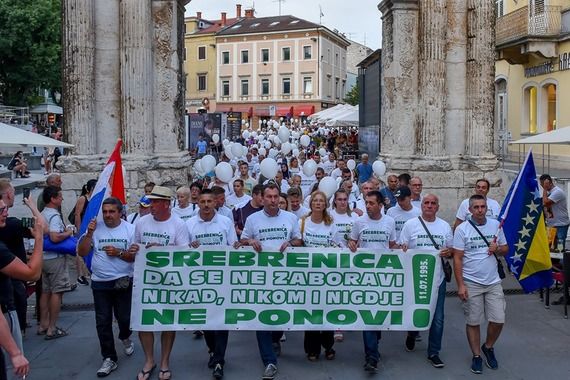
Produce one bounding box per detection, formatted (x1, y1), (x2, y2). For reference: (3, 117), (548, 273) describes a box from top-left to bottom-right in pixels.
(466, 219), (506, 279)
(417, 217), (452, 282)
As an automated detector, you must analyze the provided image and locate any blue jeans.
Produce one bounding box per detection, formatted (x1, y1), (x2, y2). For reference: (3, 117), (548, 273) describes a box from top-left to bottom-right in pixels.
(556, 225), (569, 250)
(408, 280), (446, 357)
(256, 331), (277, 366)
(362, 331), (382, 364)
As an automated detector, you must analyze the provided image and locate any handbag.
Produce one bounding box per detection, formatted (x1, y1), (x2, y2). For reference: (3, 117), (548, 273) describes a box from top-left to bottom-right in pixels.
(467, 219), (506, 279)
(417, 217), (452, 282)
(44, 214), (78, 256)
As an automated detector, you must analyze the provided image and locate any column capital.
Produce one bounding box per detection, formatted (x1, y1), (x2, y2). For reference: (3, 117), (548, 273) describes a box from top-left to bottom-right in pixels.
(378, 0), (419, 17)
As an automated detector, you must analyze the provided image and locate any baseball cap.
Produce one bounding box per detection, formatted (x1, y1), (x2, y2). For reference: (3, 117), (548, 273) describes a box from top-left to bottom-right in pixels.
(394, 186), (411, 199)
(146, 186), (173, 200)
(138, 196), (151, 207)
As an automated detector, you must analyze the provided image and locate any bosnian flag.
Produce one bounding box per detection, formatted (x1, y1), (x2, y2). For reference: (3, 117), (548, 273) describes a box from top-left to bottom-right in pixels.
(79, 139), (126, 270)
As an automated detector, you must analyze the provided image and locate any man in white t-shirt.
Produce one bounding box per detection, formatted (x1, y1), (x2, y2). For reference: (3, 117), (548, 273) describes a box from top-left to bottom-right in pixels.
(77, 197), (137, 377)
(186, 190), (237, 379)
(235, 161), (257, 196)
(398, 194), (453, 369)
(171, 186), (195, 221)
(453, 195), (508, 375)
(322, 153), (336, 175)
(453, 179), (501, 230)
(354, 181), (373, 212)
(348, 190), (396, 374)
(210, 186), (234, 220)
(287, 187), (310, 219)
(240, 183), (303, 380)
(387, 186), (421, 241)
(127, 196), (151, 224)
(409, 176), (423, 209)
(225, 179), (252, 210)
(132, 186), (189, 380)
(330, 158), (346, 181)
(540, 174), (570, 251)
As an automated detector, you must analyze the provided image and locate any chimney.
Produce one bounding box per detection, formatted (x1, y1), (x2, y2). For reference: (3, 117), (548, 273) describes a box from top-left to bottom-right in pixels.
(196, 11), (202, 19)
(245, 9), (254, 18)
(221, 12), (227, 26)
(236, 4), (242, 18)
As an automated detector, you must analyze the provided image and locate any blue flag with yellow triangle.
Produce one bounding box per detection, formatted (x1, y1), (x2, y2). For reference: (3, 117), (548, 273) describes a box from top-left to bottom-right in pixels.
(498, 151), (553, 293)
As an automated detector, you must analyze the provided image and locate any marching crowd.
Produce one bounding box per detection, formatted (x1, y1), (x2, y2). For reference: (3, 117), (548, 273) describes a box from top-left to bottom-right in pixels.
(0, 123), (568, 380)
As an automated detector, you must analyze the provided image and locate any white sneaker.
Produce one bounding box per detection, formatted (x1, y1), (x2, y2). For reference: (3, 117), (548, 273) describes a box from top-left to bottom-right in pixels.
(96, 358), (117, 377)
(262, 363), (277, 380)
(122, 339), (135, 356)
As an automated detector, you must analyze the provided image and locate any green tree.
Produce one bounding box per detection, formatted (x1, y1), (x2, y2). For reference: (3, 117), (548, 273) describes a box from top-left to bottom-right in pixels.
(0, 0), (61, 106)
(344, 82), (359, 106)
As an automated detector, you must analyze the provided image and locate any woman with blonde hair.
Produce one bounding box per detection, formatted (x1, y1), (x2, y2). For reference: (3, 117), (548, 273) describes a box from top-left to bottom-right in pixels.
(299, 191), (340, 361)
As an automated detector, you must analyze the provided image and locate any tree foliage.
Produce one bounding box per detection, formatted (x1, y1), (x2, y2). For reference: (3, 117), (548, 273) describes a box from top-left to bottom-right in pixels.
(344, 82), (359, 106)
(0, 0), (61, 106)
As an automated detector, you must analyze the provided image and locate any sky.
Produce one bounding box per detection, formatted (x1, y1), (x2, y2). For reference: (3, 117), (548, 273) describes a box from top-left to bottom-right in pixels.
(185, 0), (382, 49)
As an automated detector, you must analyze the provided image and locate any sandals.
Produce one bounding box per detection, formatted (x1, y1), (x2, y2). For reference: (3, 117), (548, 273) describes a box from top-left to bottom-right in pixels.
(37, 328), (47, 336)
(44, 327), (68, 340)
(159, 369), (172, 380)
(136, 364), (156, 380)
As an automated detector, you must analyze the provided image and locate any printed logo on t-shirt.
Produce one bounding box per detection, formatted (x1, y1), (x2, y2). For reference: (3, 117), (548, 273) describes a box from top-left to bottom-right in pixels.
(141, 232), (171, 246)
(96, 238), (128, 251)
(194, 232), (224, 245)
(414, 234), (445, 249)
(258, 226), (289, 242)
(305, 231), (334, 247)
(466, 234), (494, 250)
(361, 228), (390, 244)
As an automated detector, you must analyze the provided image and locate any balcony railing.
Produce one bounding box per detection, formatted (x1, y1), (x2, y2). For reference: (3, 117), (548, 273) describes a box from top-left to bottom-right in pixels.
(496, 5), (562, 46)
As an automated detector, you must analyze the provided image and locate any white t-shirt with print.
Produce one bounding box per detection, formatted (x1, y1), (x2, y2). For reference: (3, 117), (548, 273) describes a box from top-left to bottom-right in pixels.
(291, 205), (310, 219)
(89, 220), (135, 281)
(330, 209), (358, 248)
(456, 197), (501, 221)
(171, 204), (197, 221)
(300, 218), (340, 247)
(399, 216), (453, 285)
(299, 173), (316, 199)
(387, 205), (421, 240)
(350, 214), (396, 250)
(186, 213), (237, 246)
(242, 209), (301, 250)
(453, 218), (507, 286)
(134, 214), (190, 246)
(226, 193), (252, 210)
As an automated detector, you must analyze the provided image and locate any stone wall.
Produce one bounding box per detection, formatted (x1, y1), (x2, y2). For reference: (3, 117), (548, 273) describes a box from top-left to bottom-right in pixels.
(378, 0), (503, 221)
(61, 0), (192, 209)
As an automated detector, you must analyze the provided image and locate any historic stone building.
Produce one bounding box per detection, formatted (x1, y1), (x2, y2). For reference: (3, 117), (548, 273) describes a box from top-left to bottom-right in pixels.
(378, 0), (503, 219)
(60, 0), (191, 205)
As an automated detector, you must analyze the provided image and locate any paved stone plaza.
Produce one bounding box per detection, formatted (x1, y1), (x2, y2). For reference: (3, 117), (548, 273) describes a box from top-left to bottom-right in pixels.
(19, 286), (570, 380)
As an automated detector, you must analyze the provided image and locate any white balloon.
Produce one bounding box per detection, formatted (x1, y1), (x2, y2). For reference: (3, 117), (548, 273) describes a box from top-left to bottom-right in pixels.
(318, 177), (338, 198)
(260, 157), (279, 179)
(278, 126), (290, 143)
(281, 142), (292, 155)
(319, 148), (327, 157)
(252, 144), (258, 149)
(259, 147), (267, 156)
(212, 134), (220, 144)
(303, 159), (317, 177)
(222, 139), (230, 146)
(258, 135), (265, 142)
(231, 143), (243, 157)
(251, 131), (258, 138)
(194, 159), (204, 174)
(373, 161), (387, 177)
(347, 159), (356, 170)
(292, 148), (300, 157)
(268, 148), (278, 158)
(264, 141), (272, 149)
(225, 143), (234, 159)
(201, 155), (216, 173)
(292, 131), (300, 140)
(215, 162), (234, 183)
(242, 130), (250, 139)
(300, 135), (311, 147)
(242, 145), (249, 156)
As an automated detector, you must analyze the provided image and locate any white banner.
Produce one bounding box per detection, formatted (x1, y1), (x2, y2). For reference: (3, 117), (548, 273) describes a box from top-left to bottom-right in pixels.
(131, 246), (442, 331)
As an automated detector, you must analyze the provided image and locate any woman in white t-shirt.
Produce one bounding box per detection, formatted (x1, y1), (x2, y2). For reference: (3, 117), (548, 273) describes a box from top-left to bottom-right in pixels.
(330, 189), (359, 248)
(300, 191), (339, 362)
(288, 157), (301, 174)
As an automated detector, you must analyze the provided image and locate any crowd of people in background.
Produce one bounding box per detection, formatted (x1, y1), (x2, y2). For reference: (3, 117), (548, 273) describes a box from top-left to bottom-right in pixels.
(0, 119), (567, 380)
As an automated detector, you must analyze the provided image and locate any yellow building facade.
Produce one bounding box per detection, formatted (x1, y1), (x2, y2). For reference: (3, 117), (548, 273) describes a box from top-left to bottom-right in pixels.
(495, 0), (570, 159)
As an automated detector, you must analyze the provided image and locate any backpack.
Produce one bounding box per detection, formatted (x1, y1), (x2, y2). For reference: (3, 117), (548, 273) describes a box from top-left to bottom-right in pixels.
(68, 195), (89, 225)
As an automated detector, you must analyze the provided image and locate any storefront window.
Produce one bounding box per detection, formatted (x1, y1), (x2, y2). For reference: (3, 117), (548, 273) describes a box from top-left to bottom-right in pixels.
(526, 86), (537, 134)
(545, 84), (556, 131)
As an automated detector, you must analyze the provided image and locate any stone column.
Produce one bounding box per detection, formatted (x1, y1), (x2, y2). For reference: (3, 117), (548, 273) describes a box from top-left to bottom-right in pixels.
(465, 0), (497, 168)
(120, 0), (154, 154)
(445, 0), (467, 159)
(378, 0), (420, 169)
(62, 0), (96, 155)
(152, 0), (186, 153)
(415, 0), (447, 161)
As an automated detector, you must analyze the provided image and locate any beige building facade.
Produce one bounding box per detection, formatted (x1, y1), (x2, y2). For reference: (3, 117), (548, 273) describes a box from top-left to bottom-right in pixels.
(215, 15), (350, 125)
(495, 0), (570, 159)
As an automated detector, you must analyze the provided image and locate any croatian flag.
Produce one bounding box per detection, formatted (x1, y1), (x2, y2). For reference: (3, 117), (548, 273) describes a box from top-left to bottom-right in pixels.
(79, 139), (126, 270)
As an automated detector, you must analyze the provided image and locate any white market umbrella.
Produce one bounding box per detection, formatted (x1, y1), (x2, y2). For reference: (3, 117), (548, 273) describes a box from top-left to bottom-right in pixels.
(509, 126), (570, 145)
(0, 122), (73, 148)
